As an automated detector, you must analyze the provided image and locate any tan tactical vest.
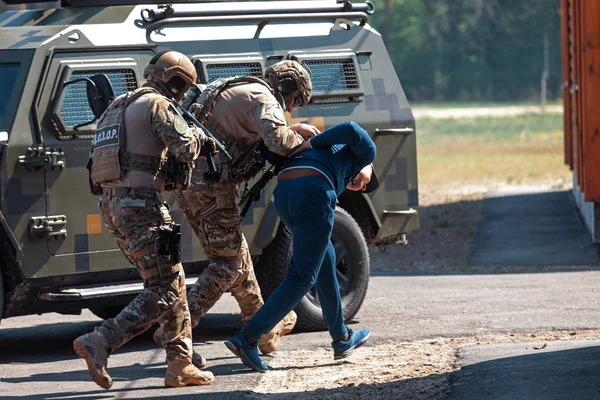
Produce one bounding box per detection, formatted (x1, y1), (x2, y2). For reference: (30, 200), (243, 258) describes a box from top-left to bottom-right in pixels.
(194, 76), (274, 183)
(89, 87), (168, 186)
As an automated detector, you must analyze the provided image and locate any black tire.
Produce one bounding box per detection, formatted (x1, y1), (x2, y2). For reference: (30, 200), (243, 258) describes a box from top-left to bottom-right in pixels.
(255, 207), (370, 331)
(89, 305), (123, 320)
(0, 270), (4, 321)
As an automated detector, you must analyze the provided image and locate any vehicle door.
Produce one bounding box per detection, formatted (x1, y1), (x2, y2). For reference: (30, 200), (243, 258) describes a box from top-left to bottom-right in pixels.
(36, 49), (157, 278)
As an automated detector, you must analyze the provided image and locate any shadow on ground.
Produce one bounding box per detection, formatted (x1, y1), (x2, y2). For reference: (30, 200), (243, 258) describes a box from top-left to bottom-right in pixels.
(4, 344), (598, 399)
(371, 190), (600, 275)
(0, 313), (244, 364)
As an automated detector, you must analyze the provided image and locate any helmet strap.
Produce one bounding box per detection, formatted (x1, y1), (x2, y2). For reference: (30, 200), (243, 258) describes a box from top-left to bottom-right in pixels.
(273, 90), (287, 112)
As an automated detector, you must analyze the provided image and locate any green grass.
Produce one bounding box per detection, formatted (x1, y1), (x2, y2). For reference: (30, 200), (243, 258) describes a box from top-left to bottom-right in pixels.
(411, 100), (564, 109)
(416, 113), (570, 188)
(417, 113), (563, 138)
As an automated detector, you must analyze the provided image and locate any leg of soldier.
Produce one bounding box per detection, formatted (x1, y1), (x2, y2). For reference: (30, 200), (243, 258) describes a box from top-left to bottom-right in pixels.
(73, 189), (213, 389)
(227, 234), (263, 324)
(152, 187), (243, 368)
(176, 187), (244, 327)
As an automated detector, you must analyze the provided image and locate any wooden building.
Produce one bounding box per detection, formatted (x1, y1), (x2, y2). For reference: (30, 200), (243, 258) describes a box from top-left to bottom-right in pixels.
(561, 0), (600, 243)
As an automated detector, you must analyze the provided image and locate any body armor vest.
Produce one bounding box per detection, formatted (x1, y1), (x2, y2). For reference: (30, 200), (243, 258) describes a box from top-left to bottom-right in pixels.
(193, 76), (274, 184)
(88, 87), (190, 191)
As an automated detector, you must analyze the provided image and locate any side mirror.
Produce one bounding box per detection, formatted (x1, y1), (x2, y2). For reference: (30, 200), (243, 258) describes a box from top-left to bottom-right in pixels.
(87, 74), (115, 120)
(0, 131), (8, 146)
(59, 74), (115, 130)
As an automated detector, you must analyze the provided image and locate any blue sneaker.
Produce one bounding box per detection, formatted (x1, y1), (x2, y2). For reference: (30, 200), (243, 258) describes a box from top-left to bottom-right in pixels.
(332, 328), (371, 360)
(225, 332), (268, 373)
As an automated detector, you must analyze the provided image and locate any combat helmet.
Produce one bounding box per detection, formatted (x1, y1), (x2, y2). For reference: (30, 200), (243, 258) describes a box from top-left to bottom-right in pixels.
(265, 60), (312, 107)
(144, 50), (197, 100)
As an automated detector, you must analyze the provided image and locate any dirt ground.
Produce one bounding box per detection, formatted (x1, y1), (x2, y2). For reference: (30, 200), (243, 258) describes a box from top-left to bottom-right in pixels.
(371, 179), (572, 275)
(254, 329), (600, 399)
(255, 178), (588, 398)
(370, 183), (485, 274)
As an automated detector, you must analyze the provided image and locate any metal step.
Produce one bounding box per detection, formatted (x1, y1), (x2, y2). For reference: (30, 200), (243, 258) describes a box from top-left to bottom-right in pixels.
(38, 276), (200, 302)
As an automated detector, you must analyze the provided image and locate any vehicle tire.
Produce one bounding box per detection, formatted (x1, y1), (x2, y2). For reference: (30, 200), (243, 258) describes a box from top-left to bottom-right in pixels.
(255, 207), (370, 331)
(89, 305), (123, 320)
(0, 270), (4, 322)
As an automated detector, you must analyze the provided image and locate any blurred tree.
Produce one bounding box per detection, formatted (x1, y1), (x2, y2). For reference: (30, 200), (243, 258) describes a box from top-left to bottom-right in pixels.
(369, 0), (562, 103)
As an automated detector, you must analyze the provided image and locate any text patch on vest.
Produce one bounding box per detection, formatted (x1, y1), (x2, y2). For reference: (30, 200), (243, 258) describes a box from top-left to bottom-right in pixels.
(93, 123), (121, 150)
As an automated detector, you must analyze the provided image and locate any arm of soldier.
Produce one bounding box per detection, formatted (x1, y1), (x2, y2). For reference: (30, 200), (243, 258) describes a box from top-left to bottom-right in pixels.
(252, 92), (305, 156)
(150, 97), (206, 162)
(290, 123), (320, 139)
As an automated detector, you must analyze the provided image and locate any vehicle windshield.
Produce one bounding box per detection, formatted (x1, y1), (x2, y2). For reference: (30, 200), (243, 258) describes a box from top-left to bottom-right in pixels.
(0, 64), (20, 132)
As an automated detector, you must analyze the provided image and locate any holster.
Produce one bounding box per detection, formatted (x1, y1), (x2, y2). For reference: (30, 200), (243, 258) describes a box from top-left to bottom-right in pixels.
(157, 224), (182, 267)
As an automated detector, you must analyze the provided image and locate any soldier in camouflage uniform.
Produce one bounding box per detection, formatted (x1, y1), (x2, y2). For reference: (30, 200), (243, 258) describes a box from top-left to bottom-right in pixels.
(73, 51), (216, 390)
(153, 60), (315, 363)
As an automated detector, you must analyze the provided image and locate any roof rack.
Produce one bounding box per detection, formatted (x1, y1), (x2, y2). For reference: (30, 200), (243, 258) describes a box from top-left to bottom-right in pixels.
(145, 12), (370, 34)
(141, 1), (373, 33)
(54, 0), (375, 14)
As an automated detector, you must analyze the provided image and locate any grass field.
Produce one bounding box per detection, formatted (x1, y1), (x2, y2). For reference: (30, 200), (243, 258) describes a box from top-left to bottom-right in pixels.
(416, 113), (570, 195)
(411, 100), (563, 109)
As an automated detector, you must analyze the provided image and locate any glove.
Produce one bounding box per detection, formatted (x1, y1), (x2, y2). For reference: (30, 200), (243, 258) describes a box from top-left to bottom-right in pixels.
(203, 136), (218, 156)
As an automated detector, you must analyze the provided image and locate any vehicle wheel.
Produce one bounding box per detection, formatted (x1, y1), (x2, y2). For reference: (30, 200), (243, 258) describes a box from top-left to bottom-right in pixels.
(255, 207), (370, 331)
(89, 305), (123, 320)
(0, 271), (4, 321)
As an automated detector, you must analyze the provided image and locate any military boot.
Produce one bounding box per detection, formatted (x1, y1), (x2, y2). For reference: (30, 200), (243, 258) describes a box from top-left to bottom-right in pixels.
(164, 360), (214, 387)
(73, 329), (113, 390)
(258, 310), (297, 354)
(153, 327), (207, 369)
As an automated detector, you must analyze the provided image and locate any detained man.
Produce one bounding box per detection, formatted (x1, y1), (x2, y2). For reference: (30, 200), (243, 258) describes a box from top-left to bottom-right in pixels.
(224, 121), (378, 372)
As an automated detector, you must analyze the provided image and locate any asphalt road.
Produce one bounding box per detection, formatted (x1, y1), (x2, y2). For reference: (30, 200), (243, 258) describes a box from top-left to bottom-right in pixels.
(1, 269), (599, 399)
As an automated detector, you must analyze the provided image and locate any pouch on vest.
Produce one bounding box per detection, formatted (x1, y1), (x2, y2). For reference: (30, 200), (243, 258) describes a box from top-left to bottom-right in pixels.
(192, 77), (273, 184)
(89, 88), (166, 186)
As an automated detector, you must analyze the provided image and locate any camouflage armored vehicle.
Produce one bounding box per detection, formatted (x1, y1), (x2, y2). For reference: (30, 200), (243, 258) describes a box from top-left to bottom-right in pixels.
(0, 0), (419, 330)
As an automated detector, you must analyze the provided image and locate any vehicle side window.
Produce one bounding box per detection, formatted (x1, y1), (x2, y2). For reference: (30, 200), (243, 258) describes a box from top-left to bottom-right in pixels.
(51, 68), (138, 138)
(205, 62), (263, 83)
(290, 53), (363, 103)
(193, 56), (264, 84)
(303, 58), (360, 93)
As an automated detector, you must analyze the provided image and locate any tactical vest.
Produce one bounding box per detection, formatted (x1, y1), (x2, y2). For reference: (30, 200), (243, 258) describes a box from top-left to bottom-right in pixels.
(193, 76), (275, 184)
(88, 87), (190, 190)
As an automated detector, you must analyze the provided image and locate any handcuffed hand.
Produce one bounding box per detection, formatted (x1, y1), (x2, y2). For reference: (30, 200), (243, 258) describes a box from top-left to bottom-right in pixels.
(291, 123), (320, 139)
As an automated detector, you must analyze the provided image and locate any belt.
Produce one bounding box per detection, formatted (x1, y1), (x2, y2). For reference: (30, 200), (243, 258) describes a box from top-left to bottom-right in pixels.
(277, 168), (326, 181)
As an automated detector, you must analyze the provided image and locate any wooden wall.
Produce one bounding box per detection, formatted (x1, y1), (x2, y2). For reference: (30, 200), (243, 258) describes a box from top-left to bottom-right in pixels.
(562, 0), (600, 202)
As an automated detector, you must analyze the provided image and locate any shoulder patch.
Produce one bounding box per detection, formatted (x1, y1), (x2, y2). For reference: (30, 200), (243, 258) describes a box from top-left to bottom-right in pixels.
(174, 114), (188, 134)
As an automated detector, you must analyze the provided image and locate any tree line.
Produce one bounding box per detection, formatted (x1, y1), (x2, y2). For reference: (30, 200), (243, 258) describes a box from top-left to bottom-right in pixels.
(369, 0), (562, 103)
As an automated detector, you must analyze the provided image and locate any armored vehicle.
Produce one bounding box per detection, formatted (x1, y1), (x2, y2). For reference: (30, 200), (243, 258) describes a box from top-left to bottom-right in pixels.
(0, 0), (419, 330)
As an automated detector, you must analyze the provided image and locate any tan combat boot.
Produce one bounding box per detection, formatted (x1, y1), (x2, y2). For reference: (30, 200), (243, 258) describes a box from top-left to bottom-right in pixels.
(73, 330), (113, 390)
(258, 310), (297, 354)
(153, 327), (207, 369)
(164, 360), (214, 387)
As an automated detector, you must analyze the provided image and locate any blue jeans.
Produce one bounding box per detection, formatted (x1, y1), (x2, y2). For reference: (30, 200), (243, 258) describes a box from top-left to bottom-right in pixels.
(244, 176), (348, 341)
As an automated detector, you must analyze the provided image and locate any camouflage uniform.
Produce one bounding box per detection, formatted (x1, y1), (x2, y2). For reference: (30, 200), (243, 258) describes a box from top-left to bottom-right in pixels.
(97, 187), (192, 361)
(73, 51), (215, 390)
(93, 89), (204, 362)
(175, 80), (303, 343)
